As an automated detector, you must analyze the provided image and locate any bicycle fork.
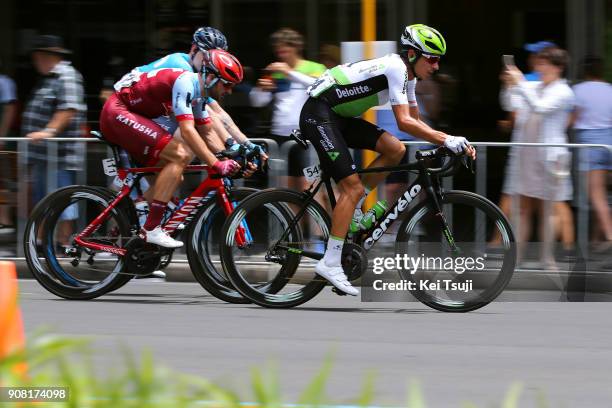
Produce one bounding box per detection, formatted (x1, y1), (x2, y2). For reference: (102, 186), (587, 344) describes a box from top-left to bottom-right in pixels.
(216, 186), (251, 248)
(424, 174), (459, 253)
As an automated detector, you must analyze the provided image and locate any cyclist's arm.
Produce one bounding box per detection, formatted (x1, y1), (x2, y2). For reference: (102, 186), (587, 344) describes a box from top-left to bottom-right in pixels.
(207, 100), (249, 144)
(392, 104), (446, 145)
(172, 73), (218, 166)
(208, 100), (269, 165)
(196, 122), (226, 153)
(387, 62), (445, 145)
(179, 120), (218, 166)
(409, 105), (421, 122)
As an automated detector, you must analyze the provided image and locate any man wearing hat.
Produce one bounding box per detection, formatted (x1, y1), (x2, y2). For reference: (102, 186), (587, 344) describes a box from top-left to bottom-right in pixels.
(22, 34), (86, 247)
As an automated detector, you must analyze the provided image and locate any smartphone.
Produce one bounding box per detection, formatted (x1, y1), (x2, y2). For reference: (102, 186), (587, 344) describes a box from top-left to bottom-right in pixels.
(502, 54), (515, 67)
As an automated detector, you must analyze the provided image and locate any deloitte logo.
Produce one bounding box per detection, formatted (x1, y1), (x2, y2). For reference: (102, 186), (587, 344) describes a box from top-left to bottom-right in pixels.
(335, 85), (371, 99)
(328, 152), (340, 161)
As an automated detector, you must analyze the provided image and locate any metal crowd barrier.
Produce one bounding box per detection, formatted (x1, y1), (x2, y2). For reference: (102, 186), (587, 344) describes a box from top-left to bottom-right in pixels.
(0, 137), (279, 257)
(0, 137), (610, 262)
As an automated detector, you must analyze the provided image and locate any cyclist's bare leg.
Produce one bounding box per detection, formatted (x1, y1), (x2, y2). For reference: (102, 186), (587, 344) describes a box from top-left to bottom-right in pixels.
(149, 140), (192, 204)
(330, 174), (365, 239)
(143, 125), (225, 202)
(360, 132), (406, 190)
(317, 173), (363, 295)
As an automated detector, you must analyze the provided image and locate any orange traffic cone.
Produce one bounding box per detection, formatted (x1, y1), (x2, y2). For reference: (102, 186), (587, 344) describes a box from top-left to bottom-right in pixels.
(0, 261), (27, 377)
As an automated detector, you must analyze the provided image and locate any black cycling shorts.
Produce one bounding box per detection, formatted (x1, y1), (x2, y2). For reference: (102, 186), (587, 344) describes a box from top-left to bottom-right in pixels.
(299, 97), (386, 182)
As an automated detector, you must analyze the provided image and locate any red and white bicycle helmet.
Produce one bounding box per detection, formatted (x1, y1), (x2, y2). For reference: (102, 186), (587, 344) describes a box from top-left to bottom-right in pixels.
(202, 49), (244, 85)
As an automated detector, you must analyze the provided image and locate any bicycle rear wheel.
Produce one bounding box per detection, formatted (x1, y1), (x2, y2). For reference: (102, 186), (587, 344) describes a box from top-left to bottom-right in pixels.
(24, 186), (134, 300)
(395, 190), (516, 312)
(219, 189), (330, 308)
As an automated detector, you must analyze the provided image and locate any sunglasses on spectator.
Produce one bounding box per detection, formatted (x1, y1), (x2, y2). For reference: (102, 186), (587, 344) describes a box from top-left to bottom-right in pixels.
(421, 54), (441, 64)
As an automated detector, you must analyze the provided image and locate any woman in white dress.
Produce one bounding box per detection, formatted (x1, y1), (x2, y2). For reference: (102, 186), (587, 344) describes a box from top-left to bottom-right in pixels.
(501, 47), (575, 268)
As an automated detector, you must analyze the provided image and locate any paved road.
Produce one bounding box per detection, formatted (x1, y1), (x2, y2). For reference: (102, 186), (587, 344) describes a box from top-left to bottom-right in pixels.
(18, 279), (612, 407)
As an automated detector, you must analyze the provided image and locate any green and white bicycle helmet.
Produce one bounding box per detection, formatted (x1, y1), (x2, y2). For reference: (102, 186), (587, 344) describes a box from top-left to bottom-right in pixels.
(400, 24), (447, 60)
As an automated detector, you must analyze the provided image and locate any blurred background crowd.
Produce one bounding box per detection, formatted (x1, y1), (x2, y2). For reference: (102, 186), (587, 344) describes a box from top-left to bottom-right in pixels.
(0, 0), (610, 269)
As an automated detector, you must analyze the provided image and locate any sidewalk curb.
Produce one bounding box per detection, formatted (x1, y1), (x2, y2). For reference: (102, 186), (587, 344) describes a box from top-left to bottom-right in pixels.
(12, 260), (612, 292)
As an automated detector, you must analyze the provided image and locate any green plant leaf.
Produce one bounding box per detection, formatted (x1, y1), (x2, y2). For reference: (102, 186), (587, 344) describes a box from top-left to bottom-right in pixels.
(297, 354), (333, 406)
(406, 379), (426, 408)
(357, 371), (376, 407)
(501, 383), (523, 408)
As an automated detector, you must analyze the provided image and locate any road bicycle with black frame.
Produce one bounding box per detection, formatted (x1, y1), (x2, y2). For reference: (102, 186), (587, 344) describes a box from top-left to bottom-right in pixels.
(219, 132), (516, 312)
(24, 131), (264, 302)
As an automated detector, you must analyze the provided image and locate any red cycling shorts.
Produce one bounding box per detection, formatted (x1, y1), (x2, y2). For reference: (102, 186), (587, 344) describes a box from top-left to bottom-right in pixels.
(100, 93), (173, 166)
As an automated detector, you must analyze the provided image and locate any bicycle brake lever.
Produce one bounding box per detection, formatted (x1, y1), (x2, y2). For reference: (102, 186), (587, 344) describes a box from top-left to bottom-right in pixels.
(461, 156), (475, 174)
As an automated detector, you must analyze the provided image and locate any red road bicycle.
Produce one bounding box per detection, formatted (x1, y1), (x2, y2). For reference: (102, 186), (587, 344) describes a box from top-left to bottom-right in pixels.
(24, 131), (260, 302)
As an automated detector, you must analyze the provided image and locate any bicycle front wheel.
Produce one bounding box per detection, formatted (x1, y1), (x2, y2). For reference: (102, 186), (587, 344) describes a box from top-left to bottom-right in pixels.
(219, 189), (330, 308)
(395, 190), (516, 312)
(186, 187), (256, 304)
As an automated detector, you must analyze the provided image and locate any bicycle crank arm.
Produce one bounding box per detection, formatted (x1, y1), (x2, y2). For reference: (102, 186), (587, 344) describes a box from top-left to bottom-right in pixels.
(275, 245), (324, 261)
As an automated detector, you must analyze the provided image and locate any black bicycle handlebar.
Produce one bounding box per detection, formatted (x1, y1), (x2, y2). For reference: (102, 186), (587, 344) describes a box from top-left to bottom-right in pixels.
(415, 146), (469, 177)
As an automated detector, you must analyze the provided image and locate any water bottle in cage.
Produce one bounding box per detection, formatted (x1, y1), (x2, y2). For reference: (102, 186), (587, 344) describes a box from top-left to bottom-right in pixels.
(134, 198), (149, 228)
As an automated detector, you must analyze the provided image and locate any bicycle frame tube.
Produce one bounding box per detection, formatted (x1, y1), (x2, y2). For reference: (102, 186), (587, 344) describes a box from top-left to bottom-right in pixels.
(73, 164), (248, 254)
(358, 168), (456, 252)
(73, 179), (133, 256)
(162, 176), (222, 235)
(360, 174), (426, 250)
(271, 177), (328, 251)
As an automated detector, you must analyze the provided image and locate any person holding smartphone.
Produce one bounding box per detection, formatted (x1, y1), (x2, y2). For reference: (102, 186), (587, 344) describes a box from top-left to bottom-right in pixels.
(250, 28), (327, 190)
(500, 46), (575, 269)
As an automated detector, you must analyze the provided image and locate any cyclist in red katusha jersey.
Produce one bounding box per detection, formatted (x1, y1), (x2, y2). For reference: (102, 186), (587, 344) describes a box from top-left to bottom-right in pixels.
(118, 26), (267, 162)
(100, 49), (244, 248)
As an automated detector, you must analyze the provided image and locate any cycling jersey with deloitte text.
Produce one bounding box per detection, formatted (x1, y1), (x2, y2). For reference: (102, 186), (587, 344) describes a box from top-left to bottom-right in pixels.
(115, 68), (209, 124)
(307, 53), (417, 117)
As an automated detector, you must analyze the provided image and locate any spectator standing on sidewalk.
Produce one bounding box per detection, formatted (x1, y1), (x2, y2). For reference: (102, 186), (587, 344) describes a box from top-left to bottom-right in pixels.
(250, 28), (326, 190)
(501, 46), (575, 269)
(22, 35), (86, 247)
(0, 58), (17, 237)
(572, 56), (612, 248)
(497, 41), (557, 230)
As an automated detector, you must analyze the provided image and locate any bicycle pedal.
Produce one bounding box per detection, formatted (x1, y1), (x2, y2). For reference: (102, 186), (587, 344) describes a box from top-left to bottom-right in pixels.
(331, 287), (347, 296)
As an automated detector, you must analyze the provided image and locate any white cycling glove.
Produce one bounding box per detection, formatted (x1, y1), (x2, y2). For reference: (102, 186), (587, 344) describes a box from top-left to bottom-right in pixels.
(443, 135), (471, 155)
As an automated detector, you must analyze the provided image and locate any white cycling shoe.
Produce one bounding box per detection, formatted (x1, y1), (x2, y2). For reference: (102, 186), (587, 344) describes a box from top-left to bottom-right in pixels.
(142, 226), (184, 249)
(315, 259), (359, 296)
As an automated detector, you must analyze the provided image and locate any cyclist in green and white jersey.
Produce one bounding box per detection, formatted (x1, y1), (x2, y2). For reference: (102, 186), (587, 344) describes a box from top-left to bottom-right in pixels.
(299, 24), (476, 296)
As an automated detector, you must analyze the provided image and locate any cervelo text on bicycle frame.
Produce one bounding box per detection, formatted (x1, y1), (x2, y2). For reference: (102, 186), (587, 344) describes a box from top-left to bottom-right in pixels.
(362, 182), (422, 250)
